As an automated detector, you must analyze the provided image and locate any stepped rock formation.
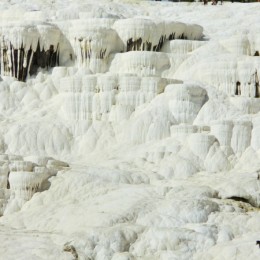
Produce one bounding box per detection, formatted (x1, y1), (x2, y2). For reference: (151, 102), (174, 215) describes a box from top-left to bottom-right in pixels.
(0, 1), (260, 260)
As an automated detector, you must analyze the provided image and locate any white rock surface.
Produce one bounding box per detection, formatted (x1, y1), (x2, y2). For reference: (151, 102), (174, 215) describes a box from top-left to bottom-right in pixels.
(0, 1), (259, 260)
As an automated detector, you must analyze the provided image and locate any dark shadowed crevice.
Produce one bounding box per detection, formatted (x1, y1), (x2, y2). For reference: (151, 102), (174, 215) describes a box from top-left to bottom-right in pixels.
(1, 41), (59, 82)
(227, 196), (249, 203)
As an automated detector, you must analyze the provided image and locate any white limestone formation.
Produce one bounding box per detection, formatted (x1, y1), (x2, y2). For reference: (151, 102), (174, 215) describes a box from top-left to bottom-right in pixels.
(0, 23), (63, 81)
(171, 124), (198, 141)
(0, 1), (259, 260)
(0, 154), (69, 216)
(188, 133), (216, 160)
(174, 47), (260, 98)
(210, 120), (233, 147)
(231, 120), (252, 155)
(161, 39), (206, 54)
(113, 18), (203, 52)
(168, 83), (207, 124)
(110, 51), (170, 76)
(251, 117), (260, 151)
(69, 19), (123, 73)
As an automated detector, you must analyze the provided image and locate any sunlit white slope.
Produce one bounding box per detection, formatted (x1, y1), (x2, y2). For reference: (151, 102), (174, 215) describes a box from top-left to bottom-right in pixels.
(0, 1), (259, 260)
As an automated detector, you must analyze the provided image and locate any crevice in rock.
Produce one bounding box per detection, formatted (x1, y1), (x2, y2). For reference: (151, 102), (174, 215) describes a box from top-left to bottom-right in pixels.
(235, 81), (241, 95)
(169, 32), (175, 40)
(254, 70), (260, 98)
(63, 243), (79, 260)
(224, 196), (260, 211)
(6, 171), (10, 189)
(227, 196), (249, 204)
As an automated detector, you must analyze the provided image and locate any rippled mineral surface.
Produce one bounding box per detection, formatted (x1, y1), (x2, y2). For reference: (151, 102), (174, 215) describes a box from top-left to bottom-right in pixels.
(0, 0), (260, 259)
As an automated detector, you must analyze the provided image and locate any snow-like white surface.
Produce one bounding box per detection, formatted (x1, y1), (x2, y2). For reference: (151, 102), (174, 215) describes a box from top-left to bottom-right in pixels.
(0, 1), (260, 259)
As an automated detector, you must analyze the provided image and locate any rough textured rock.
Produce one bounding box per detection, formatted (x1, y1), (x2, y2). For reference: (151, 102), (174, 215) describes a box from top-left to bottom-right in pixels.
(0, 1), (259, 260)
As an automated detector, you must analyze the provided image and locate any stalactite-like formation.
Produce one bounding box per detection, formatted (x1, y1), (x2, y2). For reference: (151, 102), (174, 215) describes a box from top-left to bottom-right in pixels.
(77, 39), (107, 61)
(0, 23), (62, 81)
(113, 18), (203, 53)
(0, 19), (204, 81)
(0, 41), (59, 81)
(69, 23), (121, 73)
(29, 42), (59, 77)
(127, 38), (143, 52)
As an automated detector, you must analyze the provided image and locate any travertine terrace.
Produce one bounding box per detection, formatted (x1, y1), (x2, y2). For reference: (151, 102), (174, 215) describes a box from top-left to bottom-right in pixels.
(0, 1), (260, 259)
